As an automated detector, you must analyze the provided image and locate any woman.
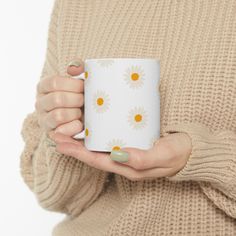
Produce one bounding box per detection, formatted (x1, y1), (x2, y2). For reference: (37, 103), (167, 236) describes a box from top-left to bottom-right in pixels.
(20, 0), (236, 235)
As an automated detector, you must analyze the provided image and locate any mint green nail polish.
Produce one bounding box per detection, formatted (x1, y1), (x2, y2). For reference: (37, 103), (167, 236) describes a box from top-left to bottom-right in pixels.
(68, 60), (81, 67)
(110, 150), (129, 162)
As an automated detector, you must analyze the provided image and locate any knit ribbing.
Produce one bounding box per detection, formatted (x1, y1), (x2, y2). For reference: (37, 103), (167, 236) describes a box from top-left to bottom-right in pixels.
(33, 134), (106, 214)
(164, 123), (236, 186)
(20, 0), (236, 235)
(20, 0), (110, 218)
(163, 122), (236, 219)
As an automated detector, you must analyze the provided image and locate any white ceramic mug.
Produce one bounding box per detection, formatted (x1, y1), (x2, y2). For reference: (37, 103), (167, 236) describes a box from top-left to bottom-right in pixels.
(72, 58), (160, 152)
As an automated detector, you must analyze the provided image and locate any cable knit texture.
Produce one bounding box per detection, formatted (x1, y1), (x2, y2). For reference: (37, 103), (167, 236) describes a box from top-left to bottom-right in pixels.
(20, 0), (236, 235)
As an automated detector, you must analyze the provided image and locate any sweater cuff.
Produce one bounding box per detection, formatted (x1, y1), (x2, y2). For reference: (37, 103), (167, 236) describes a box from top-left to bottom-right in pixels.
(162, 123), (236, 188)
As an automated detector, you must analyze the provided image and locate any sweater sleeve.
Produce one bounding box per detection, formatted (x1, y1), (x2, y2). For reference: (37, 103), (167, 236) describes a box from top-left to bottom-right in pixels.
(162, 122), (236, 219)
(19, 0), (110, 217)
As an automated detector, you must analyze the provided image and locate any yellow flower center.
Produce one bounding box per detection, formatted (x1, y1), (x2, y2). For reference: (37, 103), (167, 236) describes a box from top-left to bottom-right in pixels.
(112, 146), (120, 151)
(97, 97), (104, 106)
(85, 128), (89, 136)
(134, 114), (142, 122)
(131, 73), (139, 81)
(85, 71), (88, 79)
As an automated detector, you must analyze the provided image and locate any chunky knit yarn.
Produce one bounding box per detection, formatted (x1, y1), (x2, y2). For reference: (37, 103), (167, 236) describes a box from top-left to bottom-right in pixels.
(20, 0), (236, 235)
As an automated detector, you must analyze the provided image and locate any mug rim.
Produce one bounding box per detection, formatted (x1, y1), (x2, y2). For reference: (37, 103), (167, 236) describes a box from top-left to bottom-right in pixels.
(85, 57), (160, 62)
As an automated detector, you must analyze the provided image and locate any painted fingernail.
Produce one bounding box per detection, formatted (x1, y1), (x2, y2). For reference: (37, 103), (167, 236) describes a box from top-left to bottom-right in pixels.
(67, 60), (81, 68)
(110, 150), (129, 163)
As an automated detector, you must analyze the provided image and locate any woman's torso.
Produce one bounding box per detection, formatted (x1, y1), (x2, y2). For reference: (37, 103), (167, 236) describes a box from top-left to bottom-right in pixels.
(53, 0), (236, 235)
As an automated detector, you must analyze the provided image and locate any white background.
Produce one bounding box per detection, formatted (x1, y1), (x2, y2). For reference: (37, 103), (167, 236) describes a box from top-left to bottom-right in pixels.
(0, 0), (64, 235)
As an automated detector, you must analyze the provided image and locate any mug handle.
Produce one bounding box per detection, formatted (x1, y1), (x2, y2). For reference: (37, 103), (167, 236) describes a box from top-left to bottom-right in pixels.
(71, 72), (86, 139)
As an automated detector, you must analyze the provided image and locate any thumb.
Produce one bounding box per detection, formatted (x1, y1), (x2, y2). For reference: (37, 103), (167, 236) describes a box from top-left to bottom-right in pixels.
(67, 58), (85, 77)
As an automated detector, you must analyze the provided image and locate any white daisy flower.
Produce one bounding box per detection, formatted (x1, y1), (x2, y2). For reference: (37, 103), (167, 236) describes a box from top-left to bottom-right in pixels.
(106, 138), (127, 151)
(84, 122), (92, 140)
(96, 59), (115, 67)
(127, 106), (148, 129)
(123, 65), (145, 89)
(82, 65), (92, 85)
(93, 90), (110, 113)
(74, 121), (92, 141)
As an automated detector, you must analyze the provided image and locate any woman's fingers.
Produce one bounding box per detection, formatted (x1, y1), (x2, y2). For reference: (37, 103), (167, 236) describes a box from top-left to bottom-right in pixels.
(54, 119), (84, 136)
(49, 131), (84, 146)
(36, 91), (84, 112)
(67, 59), (85, 76)
(56, 142), (130, 173)
(35, 58), (86, 133)
(39, 108), (82, 130)
(37, 75), (84, 94)
(55, 142), (173, 181)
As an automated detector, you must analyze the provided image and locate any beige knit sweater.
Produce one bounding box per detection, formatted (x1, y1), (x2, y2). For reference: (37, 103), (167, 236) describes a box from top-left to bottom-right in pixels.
(20, 0), (236, 235)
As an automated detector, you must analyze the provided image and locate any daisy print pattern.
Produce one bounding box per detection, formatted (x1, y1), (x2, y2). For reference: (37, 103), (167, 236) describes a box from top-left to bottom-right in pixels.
(83, 65), (91, 84)
(106, 138), (126, 151)
(93, 90), (110, 113)
(84, 122), (92, 141)
(127, 106), (148, 129)
(123, 65), (145, 89)
(96, 59), (115, 67)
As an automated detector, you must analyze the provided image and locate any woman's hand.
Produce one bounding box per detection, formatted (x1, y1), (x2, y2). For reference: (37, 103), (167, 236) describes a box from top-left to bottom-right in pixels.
(49, 131), (192, 181)
(35, 59), (85, 136)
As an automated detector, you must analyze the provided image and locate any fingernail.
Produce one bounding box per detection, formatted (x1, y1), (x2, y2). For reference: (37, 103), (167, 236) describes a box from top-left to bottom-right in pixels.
(67, 60), (81, 68)
(110, 150), (129, 163)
